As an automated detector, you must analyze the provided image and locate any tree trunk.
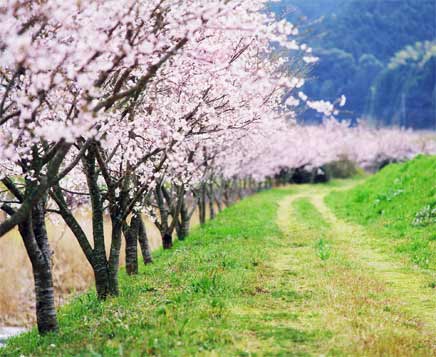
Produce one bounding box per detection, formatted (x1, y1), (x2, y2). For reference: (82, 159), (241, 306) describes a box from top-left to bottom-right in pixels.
(223, 179), (230, 207)
(237, 179), (243, 200)
(93, 258), (111, 300)
(52, 182), (110, 301)
(243, 178), (248, 196)
(108, 217), (123, 296)
(179, 217), (190, 240)
(31, 200), (58, 334)
(215, 188), (223, 212)
(207, 183), (215, 220)
(198, 183), (206, 226)
(124, 214), (140, 275)
(181, 205), (191, 240)
(155, 184), (173, 250)
(83, 147), (116, 298)
(19, 204), (58, 335)
(176, 197), (190, 240)
(162, 232), (173, 249)
(138, 215), (153, 264)
(32, 262), (58, 334)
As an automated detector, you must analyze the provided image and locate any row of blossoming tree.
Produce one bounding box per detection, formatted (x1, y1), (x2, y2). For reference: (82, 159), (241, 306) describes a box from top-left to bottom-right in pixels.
(0, 0), (434, 336)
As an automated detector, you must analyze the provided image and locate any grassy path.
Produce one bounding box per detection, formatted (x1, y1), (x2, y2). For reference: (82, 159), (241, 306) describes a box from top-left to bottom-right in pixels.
(4, 183), (436, 356)
(277, 183), (436, 356)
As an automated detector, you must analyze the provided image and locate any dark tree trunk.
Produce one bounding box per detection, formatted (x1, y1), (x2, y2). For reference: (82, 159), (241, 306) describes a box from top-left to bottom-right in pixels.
(155, 184), (173, 249)
(93, 259), (111, 300)
(181, 206), (190, 240)
(223, 179), (230, 207)
(216, 197), (222, 212)
(178, 218), (190, 240)
(52, 182), (111, 300)
(237, 179), (243, 200)
(84, 146), (116, 298)
(90, 266), (117, 301)
(108, 217), (123, 296)
(32, 262), (58, 334)
(207, 183), (215, 220)
(198, 183), (206, 226)
(124, 214), (140, 275)
(138, 215), (153, 264)
(247, 178), (253, 194)
(215, 185), (223, 213)
(162, 232), (173, 249)
(32, 200), (51, 261)
(18, 200), (58, 335)
(176, 196), (190, 241)
(31, 200), (58, 334)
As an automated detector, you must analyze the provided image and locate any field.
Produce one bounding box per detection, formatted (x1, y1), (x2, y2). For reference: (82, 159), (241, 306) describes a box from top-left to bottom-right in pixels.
(3, 155), (436, 356)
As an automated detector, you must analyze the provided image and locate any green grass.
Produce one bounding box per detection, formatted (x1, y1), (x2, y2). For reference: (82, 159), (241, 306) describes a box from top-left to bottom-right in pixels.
(5, 168), (436, 356)
(293, 198), (331, 261)
(326, 155), (436, 269)
(293, 198), (330, 231)
(6, 157), (436, 356)
(276, 186), (436, 355)
(2, 189), (293, 356)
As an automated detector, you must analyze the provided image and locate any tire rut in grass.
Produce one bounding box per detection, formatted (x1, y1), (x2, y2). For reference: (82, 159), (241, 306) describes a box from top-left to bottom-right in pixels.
(275, 186), (436, 356)
(310, 187), (436, 331)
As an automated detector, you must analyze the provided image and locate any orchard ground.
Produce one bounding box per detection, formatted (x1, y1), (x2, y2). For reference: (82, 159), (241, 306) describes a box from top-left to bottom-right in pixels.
(3, 156), (436, 356)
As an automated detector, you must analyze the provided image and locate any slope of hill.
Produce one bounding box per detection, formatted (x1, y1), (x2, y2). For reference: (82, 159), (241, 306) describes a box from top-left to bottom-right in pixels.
(327, 155), (436, 268)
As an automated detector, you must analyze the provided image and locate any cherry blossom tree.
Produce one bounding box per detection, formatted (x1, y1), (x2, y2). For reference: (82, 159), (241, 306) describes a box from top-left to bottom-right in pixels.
(0, 0), (307, 334)
(1, 0), (302, 333)
(2, 0), (433, 338)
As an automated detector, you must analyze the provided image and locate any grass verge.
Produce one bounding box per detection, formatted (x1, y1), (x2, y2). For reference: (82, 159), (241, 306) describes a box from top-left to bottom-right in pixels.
(326, 155), (436, 269)
(3, 189), (292, 356)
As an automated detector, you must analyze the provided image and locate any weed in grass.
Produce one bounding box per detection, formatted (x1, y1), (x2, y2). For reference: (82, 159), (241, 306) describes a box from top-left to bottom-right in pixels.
(315, 238), (331, 261)
(293, 197), (332, 261)
(427, 281), (436, 289)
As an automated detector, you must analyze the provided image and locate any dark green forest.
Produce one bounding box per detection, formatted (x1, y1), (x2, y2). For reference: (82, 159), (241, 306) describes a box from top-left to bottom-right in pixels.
(270, 0), (436, 129)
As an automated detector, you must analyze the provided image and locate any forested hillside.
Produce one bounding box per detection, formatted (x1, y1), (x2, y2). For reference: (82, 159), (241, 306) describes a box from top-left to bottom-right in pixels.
(269, 0), (436, 128)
